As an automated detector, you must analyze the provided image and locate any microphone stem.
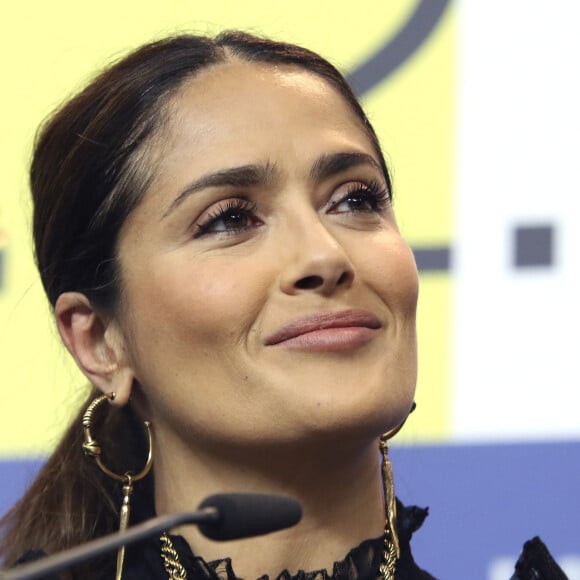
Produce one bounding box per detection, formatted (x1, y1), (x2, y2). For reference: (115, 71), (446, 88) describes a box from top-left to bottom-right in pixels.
(0, 508), (219, 580)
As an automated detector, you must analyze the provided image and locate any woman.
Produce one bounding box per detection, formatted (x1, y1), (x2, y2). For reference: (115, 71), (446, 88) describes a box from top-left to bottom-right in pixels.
(0, 32), (566, 580)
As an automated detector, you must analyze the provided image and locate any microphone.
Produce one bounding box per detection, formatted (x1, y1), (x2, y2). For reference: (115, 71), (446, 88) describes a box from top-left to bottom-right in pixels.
(1, 493), (302, 580)
(199, 493), (302, 540)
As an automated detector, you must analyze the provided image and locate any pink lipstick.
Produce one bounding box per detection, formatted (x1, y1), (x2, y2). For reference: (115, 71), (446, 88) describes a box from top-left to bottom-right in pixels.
(264, 309), (382, 352)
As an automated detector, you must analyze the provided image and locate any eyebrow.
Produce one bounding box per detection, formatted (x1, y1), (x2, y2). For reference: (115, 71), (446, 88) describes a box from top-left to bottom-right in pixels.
(163, 151), (384, 219)
(163, 162), (278, 218)
(309, 151), (383, 182)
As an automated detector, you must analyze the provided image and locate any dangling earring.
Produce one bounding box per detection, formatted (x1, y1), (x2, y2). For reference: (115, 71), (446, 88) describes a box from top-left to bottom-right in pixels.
(378, 402), (416, 580)
(82, 392), (153, 580)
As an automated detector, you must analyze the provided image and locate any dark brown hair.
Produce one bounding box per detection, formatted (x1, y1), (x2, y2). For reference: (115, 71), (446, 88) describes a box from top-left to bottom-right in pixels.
(0, 31), (390, 576)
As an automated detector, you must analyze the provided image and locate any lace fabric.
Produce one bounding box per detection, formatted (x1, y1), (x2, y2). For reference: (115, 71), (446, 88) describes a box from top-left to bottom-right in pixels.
(169, 535), (384, 580)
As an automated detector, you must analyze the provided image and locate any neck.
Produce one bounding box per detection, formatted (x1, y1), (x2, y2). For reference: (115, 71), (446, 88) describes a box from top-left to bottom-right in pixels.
(153, 434), (386, 578)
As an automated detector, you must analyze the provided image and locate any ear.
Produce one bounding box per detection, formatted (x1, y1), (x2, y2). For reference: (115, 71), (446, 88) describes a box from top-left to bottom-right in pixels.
(55, 292), (134, 407)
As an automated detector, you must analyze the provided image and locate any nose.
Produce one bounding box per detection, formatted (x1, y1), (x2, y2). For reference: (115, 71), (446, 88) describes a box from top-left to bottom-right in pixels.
(279, 220), (355, 297)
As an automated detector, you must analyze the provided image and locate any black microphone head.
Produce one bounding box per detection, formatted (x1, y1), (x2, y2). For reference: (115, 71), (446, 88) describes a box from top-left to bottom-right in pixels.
(197, 493), (302, 541)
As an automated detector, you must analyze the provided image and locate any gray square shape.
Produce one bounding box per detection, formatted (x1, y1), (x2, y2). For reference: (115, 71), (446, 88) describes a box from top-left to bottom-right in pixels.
(514, 225), (554, 267)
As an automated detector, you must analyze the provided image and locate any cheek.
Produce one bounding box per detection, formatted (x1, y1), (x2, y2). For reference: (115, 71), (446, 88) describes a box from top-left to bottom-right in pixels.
(357, 234), (419, 318)
(121, 250), (272, 354)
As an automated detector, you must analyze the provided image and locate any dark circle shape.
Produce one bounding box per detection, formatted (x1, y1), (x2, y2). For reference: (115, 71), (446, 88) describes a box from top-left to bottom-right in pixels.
(347, 0), (451, 96)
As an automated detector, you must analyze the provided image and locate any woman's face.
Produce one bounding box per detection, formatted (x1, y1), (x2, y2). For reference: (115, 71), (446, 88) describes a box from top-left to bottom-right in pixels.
(114, 61), (418, 452)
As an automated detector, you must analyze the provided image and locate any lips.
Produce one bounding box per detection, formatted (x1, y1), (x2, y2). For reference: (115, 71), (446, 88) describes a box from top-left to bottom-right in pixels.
(264, 309), (382, 349)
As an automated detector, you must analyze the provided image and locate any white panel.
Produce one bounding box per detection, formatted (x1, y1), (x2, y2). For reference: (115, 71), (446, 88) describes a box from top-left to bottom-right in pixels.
(452, 1), (580, 440)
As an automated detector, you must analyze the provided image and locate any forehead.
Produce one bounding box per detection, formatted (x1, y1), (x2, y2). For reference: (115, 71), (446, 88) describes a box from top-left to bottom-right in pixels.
(170, 59), (358, 124)
(155, 60), (374, 174)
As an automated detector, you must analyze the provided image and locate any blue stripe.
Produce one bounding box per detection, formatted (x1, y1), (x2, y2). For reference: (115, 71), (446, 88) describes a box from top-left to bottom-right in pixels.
(1, 442), (578, 579)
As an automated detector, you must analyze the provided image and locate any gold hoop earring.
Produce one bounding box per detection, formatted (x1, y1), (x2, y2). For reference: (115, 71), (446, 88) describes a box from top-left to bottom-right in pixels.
(82, 392), (153, 580)
(378, 402), (416, 580)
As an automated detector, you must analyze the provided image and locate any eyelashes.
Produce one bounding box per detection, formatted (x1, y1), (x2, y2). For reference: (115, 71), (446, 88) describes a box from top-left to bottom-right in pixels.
(327, 179), (390, 215)
(194, 199), (259, 238)
(193, 180), (391, 239)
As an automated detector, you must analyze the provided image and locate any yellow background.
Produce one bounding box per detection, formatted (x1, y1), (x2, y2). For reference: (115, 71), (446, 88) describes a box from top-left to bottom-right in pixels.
(0, 0), (454, 455)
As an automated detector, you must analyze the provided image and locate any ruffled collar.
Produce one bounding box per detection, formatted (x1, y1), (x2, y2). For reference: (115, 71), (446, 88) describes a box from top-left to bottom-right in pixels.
(169, 534), (383, 580)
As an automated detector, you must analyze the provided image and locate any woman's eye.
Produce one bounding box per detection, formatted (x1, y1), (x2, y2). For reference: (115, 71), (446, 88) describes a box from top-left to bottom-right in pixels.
(194, 200), (259, 238)
(329, 181), (390, 215)
(334, 194), (375, 213)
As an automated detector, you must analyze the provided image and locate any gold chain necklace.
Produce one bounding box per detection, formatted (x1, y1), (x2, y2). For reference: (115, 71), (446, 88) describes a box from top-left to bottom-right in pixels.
(379, 529), (398, 579)
(160, 533), (188, 579)
(159, 532), (397, 580)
